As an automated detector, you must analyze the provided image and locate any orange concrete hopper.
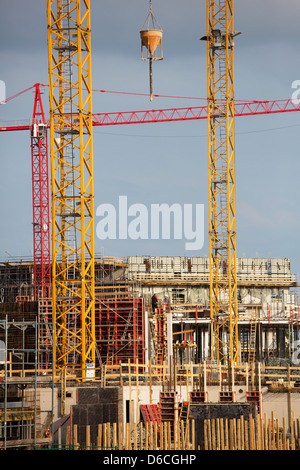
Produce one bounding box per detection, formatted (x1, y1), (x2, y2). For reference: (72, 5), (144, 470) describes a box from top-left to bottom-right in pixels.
(140, 2), (163, 101)
(140, 29), (163, 58)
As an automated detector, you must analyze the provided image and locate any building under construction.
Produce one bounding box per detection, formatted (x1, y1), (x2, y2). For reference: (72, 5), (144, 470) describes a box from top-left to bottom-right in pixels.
(1, 0), (300, 452)
(0, 255), (300, 449)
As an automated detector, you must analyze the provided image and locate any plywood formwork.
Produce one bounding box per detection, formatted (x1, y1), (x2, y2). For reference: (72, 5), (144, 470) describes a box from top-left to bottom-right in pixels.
(127, 256), (297, 287)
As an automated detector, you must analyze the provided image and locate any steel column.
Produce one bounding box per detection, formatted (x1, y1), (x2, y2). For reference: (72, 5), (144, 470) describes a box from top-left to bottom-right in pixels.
(206, 0), (238, 365)
(47, 0), (95, 381)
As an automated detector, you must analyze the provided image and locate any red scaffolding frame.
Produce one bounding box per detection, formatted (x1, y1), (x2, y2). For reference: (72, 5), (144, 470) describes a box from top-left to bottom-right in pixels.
(154, 307), (167, 365)
(96, 297), (144, 365)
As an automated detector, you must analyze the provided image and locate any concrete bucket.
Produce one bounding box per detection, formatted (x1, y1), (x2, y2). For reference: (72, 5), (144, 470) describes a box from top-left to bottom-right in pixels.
(140, 29), (163, 57)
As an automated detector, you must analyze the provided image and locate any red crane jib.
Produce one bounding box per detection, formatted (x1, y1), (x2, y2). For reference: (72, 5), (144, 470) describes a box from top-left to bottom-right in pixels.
(0, 98), (300, 131)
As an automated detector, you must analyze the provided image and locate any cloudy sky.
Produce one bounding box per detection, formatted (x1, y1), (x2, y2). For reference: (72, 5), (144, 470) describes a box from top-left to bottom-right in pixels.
(1, 0), (300, 278)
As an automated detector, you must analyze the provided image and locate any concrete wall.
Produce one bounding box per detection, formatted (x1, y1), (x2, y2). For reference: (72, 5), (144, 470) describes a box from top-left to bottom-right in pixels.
(27, 382), (300, 446)
(262, 388), (300, 423)
(120, 384), (300, 425)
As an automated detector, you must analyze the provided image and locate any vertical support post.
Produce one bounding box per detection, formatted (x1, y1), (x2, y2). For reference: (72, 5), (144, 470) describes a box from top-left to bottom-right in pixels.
(47, 0), (95, 383)
(204, 0), (239, 366)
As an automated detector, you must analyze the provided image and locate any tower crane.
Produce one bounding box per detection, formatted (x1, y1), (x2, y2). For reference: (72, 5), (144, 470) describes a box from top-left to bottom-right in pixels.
(1, 94), (299, 310)
(47, 0), (95, 384)
(31, 84), (51, 300)
(1, 95), (299, 133)
(1, 0), (300, 384)
(202, 0), (238, 368)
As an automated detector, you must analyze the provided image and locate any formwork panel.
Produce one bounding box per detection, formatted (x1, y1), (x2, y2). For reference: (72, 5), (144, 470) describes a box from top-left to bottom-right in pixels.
(96, 297), (144, 365)
(70, 387), (121, 447)
(71, 404), (116, 445)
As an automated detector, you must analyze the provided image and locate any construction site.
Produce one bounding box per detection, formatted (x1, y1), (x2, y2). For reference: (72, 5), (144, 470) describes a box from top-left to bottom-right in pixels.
(0, 0), (300, 452)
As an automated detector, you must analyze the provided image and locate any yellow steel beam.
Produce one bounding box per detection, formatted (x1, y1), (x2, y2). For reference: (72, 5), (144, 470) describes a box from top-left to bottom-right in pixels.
(48, 0), (95, 382)
(206, 0), (238, 365)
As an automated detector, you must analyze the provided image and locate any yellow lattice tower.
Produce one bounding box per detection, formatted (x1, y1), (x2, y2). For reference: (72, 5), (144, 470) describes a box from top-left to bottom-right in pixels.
(203, 0), (239, 365)
(47, 0), (95, 382)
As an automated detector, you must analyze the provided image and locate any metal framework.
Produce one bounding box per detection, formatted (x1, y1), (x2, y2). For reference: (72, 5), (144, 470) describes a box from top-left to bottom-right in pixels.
(205, 0), (238, 364)
(47, 0), (95, 381)
(96, 297), (144, 365)
(1, 97), (300, 132)
(31, 84), (51, 300)
(92, 99), (300, 126)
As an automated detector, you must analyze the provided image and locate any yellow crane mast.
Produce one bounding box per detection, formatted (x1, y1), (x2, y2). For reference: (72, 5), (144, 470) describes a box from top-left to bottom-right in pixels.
(47, 0), (95, 383)
(203, 0), (239, 365)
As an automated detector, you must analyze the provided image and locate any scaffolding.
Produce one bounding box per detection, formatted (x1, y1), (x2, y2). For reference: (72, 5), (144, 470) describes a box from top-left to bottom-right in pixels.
(0, 316), (53, 449)
(0, 260), (34, 303)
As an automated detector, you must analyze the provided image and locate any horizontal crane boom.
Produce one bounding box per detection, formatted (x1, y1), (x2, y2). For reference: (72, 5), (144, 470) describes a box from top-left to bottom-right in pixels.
(0, 98), (299, 132)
